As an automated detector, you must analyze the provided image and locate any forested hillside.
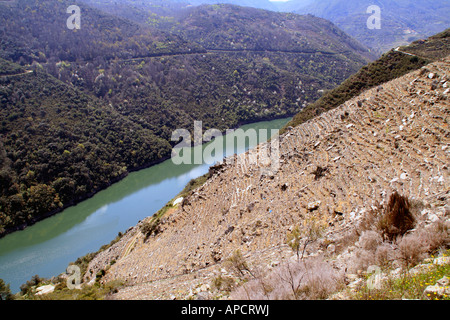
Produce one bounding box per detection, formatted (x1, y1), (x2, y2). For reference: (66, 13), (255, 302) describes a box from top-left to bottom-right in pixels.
(172, 4), (372, 59)
(0, 0), (372, 235)
(0, 59), (171, 234)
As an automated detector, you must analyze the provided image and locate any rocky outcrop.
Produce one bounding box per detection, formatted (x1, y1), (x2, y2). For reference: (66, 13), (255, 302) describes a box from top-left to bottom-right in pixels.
(424, 276), (450, 299)
(84, 56), (450, 299)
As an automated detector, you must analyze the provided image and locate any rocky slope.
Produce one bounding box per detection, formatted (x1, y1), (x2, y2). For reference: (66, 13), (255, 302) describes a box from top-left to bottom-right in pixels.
(84, 56), (449, 299)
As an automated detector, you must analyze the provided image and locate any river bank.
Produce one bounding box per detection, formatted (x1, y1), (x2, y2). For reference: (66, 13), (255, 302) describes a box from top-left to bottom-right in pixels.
(0, 117), (291, 293)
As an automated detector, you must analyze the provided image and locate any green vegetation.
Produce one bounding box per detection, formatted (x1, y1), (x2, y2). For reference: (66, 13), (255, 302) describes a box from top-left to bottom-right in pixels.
(36, 280), (123, 300)
(14, 274), (123, 300)
(0, 68), (170, 235)
(0, 278), (13, 300)
(0, 57), (25, 76)
(352, 252), (450, 300)
(179, 173), (209, 199)
(287, 215), (326, 261)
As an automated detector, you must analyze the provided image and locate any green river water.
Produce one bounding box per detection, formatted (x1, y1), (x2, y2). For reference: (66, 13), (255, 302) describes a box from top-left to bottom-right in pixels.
(0, 117), (290, 293)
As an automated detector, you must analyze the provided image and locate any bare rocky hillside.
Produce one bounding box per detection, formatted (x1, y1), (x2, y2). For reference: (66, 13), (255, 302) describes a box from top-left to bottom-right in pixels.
(84, 56), (449, 300)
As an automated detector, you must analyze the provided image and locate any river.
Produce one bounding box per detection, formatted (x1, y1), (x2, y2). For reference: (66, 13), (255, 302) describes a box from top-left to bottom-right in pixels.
(0, 117), (291, 293)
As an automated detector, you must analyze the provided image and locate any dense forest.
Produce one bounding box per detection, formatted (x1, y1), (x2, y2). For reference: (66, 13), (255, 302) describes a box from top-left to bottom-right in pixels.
(0, 58), (172, 233)
(0, 0), (372, 235)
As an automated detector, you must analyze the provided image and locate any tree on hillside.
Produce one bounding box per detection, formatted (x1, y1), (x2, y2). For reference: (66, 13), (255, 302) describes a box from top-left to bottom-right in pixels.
(0, 279), (14, 300)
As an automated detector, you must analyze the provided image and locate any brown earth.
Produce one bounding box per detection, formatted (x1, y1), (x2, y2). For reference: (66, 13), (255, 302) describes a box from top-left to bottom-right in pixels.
(84, 56), (450, 300)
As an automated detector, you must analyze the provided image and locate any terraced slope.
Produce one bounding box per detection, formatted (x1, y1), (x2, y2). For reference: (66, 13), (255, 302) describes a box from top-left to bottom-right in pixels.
(85, 56), (449, 299)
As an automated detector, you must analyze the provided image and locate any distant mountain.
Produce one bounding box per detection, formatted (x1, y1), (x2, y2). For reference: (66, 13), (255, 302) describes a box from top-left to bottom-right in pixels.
(0, 1), (372, 235)
(187, 0), (279, 11)
(144, 0), (449, 54)
(288, 0), (450, 54)
(0, 0), (202, 64)
(173, 4), (373, 60)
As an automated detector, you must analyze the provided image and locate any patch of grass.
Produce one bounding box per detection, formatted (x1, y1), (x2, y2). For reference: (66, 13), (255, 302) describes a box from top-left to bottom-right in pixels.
(140, 216), (162, 240)
(33, 280), (124, 300)
(178, 173), (209, 199)
(352, 253), (450, 300)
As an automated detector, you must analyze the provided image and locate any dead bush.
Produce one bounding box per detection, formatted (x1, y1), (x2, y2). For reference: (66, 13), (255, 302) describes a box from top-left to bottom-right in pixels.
(349, 230), (384, 272)
(349, 247), (378, 273)
(396, 233), (427, 268)
(378, 191), (416, 241)
(355, 205), (383, 234)
(356, 230), (383, 252)
(297, 258), (345, 300)
(394, 218), (449, 269)
(415, 219), (449, 253)
(375, 242), (396, 268)
(230, 257), (344, 300)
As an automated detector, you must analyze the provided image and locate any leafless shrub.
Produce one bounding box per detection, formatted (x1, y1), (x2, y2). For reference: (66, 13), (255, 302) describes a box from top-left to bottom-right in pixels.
(230, 257), (344, 300)
(349, 247), (377, 273)
(297, 258), (345, 300)
(394, 219), (449, 269)
(349, 230), (383, 272)
(355, 205), (383, 234)
(232, 276), (277, 300)
(412, 219), (449, 254)
(277, 261), (306, 299)
(396, 233), (427, 268)
(375, 242), (396, 268)
(356, 230), (383, 252)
